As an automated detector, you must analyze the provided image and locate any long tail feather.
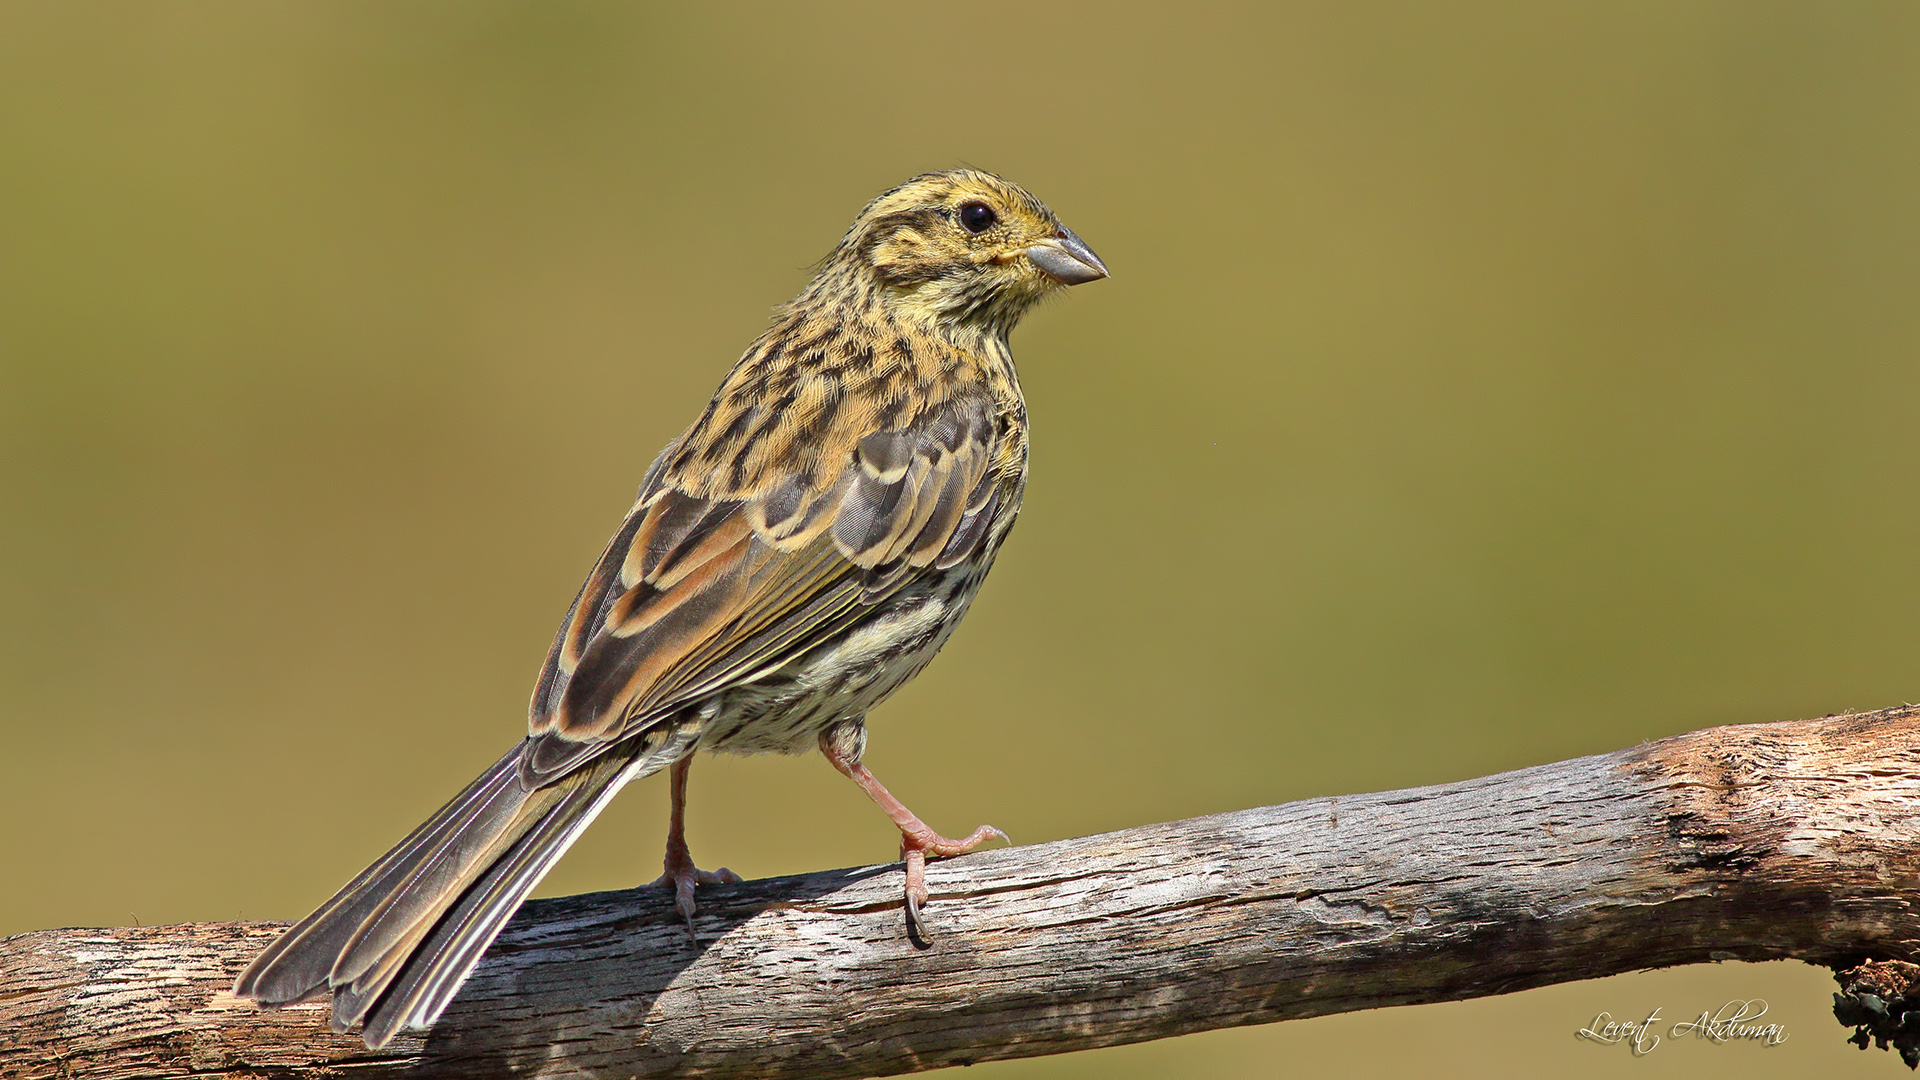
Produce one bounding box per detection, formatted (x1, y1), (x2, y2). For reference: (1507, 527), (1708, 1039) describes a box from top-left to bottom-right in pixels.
(233, 729), (688, 1048)
(359, 731), (688, 1046)
(233, 745), (534, 1005)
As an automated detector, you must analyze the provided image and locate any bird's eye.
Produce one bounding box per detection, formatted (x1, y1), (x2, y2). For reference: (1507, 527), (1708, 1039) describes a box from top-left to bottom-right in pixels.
(957, 201), (998, 234)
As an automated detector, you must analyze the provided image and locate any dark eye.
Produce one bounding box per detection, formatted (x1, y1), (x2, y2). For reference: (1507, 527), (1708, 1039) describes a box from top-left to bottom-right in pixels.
(957, 201), (998, 234)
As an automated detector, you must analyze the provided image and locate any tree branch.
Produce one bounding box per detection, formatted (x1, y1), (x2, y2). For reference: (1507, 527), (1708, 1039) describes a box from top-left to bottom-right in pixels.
(5, 705), (1919, 1078)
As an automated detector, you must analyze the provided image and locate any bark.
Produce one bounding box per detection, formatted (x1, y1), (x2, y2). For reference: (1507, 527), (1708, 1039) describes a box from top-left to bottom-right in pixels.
(4, 705), (1918, 1079)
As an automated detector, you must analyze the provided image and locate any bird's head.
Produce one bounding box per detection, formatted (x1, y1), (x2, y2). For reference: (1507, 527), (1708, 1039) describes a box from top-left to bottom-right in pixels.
(819, 169), (1108, 339)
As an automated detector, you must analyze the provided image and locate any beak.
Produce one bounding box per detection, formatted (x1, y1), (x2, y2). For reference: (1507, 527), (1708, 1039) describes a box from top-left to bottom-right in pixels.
(1025, 227), (1110, 286)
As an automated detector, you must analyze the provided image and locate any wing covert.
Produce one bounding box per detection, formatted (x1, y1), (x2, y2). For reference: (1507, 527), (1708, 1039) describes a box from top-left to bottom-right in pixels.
(521, 394), (1003, 784)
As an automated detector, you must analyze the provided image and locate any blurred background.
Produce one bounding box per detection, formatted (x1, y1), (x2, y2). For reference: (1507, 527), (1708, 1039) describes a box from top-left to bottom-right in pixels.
(3, 2), (1916, 1076)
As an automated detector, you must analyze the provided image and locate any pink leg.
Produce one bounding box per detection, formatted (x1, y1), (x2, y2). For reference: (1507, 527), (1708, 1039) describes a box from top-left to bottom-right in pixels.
(817, 731), (1009, 939)
(648, 755), (741, 933)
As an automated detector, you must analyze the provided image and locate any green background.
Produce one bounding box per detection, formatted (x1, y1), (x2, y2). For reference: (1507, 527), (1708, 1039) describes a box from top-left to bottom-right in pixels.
(4, 3), (1915, 1076)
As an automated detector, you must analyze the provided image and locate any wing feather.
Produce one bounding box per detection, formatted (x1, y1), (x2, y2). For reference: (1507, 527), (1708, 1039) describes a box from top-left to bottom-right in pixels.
(521, 394), (1003, 786)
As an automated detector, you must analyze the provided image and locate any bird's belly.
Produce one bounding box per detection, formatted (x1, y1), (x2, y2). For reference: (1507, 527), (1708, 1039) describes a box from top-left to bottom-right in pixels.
(695, 573), (982, 756)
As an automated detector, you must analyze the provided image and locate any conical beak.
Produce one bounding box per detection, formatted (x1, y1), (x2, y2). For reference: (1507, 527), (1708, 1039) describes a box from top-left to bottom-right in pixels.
(1025, 227), (1110, 285)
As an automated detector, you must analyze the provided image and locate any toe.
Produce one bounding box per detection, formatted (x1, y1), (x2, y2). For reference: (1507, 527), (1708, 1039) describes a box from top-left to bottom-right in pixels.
(913, 824), (1011, 857)
(654, 860), (738, 936)
(902, 849), (932, 942)
(675, 883), (698, 933)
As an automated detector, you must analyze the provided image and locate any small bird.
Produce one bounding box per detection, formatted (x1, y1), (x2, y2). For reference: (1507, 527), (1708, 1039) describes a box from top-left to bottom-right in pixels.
(232, 170), (1107, 1047)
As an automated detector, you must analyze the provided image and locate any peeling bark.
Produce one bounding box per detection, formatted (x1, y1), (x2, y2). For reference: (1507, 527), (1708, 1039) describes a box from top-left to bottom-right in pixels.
(4, 705), (1918, 1079)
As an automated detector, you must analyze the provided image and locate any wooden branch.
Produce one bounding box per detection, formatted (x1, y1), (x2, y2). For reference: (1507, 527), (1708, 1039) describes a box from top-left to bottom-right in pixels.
(6, 705), (1919, 1078)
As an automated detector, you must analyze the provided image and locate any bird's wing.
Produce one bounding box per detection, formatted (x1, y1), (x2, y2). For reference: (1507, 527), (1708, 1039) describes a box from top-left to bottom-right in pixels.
(520, 392), (1004, 783)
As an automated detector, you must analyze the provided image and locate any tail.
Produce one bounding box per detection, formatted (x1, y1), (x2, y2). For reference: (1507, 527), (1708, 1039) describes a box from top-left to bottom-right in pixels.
(233, 732), (682, 1048)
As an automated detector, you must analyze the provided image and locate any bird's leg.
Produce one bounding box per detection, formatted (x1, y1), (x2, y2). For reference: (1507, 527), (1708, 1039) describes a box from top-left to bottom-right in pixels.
(817, 721), (1009, 940)
(648, 755), (740, 934)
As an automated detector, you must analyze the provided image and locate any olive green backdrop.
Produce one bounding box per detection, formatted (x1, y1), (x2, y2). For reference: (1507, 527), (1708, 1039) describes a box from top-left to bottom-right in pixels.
(4, 2), (1916, 1076)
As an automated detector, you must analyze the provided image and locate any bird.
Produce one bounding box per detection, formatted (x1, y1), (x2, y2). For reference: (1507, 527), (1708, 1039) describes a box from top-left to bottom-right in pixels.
(230, 169), (1108, 1048)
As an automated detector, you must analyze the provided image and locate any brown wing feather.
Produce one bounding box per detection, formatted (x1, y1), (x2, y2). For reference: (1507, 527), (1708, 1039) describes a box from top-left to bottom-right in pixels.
(521, 394), (1001, 785)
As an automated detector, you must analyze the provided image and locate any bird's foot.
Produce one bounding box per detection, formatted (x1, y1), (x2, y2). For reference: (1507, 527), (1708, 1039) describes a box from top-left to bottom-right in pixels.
(650, 852), (741, 935)
(814, 725), (1012, 942)
(899, 821), (1010, 942)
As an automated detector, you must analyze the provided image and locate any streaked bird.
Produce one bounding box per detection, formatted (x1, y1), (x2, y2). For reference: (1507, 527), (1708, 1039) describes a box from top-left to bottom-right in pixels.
(232, 169), (1107, 1048)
